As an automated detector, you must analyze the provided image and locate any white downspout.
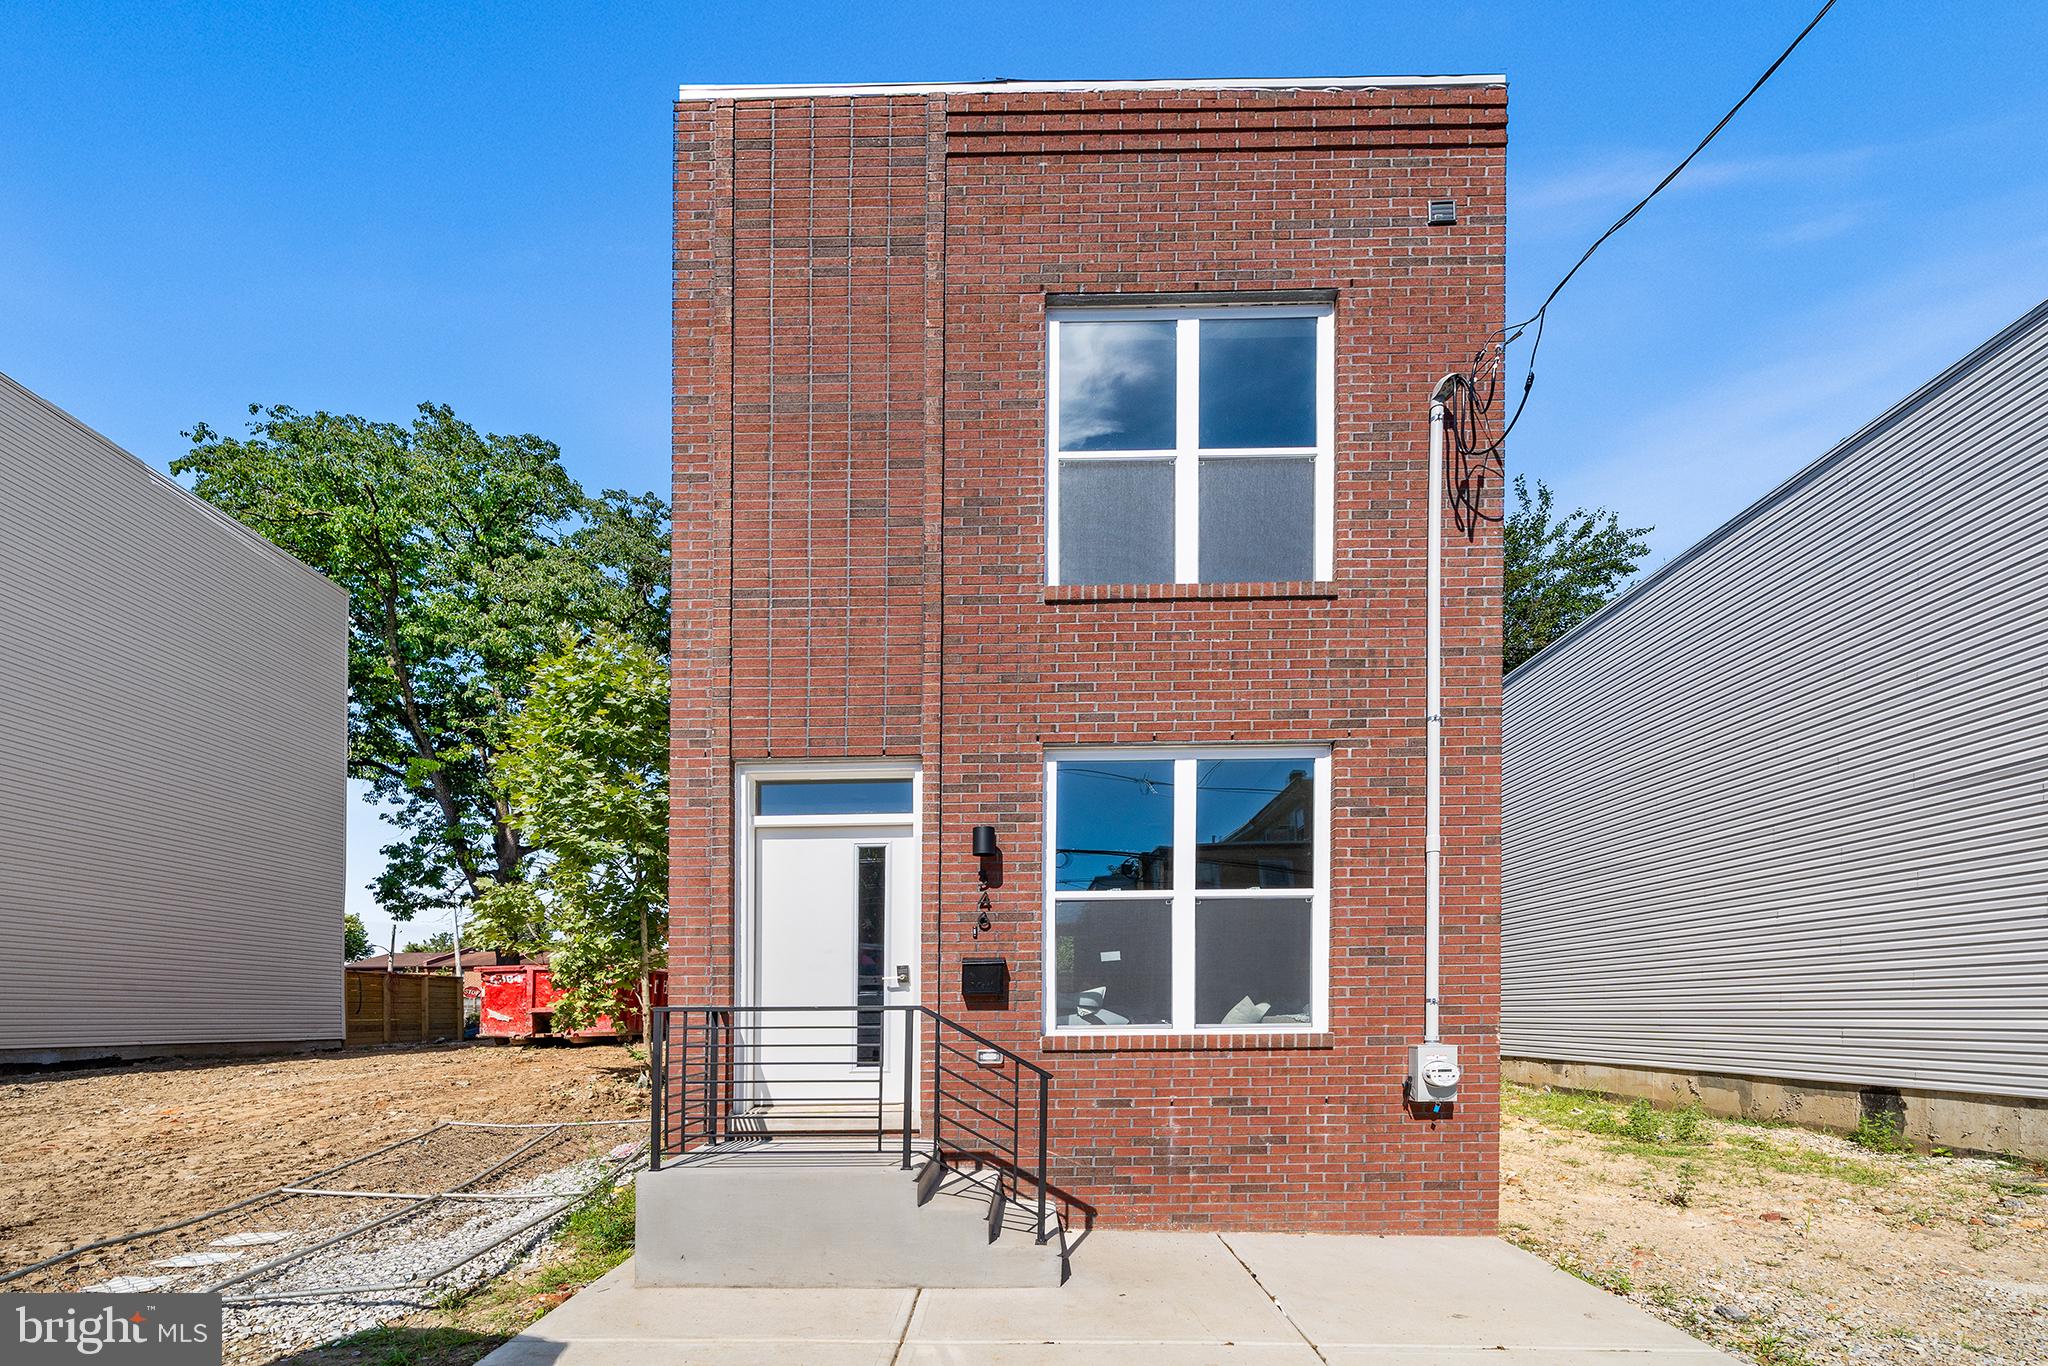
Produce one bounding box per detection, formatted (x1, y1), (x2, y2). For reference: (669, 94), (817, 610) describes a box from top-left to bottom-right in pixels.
(1424, 374), (1461, 1045)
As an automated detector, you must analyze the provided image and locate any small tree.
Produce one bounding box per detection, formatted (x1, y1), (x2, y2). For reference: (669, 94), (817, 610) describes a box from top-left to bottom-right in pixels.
(471, 627), (668, 1034)
(344, 912), (373, 961)
(1503, 475), (1652, 673)
(402, 930), (456, 954)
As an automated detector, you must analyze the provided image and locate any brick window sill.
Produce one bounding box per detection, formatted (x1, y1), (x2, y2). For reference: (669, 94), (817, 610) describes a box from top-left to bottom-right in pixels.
(1043, 581), (1339, 604)
(1041, 1031), (1336, 1053)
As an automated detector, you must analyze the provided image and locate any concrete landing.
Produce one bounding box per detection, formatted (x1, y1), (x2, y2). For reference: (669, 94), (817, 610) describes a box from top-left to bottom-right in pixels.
(636, 1153), (1063, 1288)
(484, 1232), (1737, 1365)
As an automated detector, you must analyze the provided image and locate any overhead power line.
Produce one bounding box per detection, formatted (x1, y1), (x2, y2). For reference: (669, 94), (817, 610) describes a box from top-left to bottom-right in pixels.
(1442, 0), (1841, 525)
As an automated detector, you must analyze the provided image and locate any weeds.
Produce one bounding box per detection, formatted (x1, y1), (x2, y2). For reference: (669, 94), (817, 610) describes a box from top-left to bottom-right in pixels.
(1507, 1085), (1893, 1187)
(1665, 1162), (1700, 1208)
(1622, 1100), (1664, 1143)
(1741, 1329), (1820, 1366)
(293, 1326), (503, 1366)
(1850, 1112), (1912, 1155)
(434, 1180), (636, 1319)
(1669, 1103), (1710, 1145)
(1553, 1250), (1634, 1298)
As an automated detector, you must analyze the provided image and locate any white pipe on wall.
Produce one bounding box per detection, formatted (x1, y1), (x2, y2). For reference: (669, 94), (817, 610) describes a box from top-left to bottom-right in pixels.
(1424, 374), (1460, 1045)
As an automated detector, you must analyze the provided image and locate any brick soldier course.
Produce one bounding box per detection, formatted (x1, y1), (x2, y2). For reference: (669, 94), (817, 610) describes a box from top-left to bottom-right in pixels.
(669, 77), (1506, 1232)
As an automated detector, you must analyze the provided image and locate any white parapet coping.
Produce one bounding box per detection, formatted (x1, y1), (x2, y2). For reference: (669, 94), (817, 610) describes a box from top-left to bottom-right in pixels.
(677, 74), (1507, 101)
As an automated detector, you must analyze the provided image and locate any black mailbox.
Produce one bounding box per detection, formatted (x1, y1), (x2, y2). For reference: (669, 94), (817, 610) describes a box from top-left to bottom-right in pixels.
(960, 957), (1008, 1000)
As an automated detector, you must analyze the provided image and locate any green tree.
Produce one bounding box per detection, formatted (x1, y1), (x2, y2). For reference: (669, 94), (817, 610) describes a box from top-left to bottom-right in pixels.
(470, 627), (668, 1033)
(176, 404), (669, 921)
(402, 930), (456, 954)
(1503, 475), (1652, 673)
(344, 912), (372, 961)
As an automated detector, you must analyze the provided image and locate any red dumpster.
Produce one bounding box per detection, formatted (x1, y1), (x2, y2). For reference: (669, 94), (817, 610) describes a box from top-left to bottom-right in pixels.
(474, 964), (667, 1041)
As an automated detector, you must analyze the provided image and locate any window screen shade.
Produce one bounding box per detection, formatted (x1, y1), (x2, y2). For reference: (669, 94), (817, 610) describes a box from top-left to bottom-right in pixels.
(1197, 458), (1314, 583)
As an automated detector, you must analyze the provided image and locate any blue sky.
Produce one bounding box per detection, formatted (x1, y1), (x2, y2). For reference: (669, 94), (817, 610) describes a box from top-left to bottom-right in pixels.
(5, 2), (2045, 947)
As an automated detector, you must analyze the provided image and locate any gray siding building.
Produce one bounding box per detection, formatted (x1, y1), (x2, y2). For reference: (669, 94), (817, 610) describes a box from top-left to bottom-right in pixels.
(0, 374), (347, 1062)
(1501, 301), (2048, 1157)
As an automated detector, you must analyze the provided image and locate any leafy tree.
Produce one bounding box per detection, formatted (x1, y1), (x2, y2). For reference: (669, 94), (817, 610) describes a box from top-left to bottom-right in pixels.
(176, 404), (669, 921)
(1503, 475), (1652, 673)
(402, 930), (457, 954)
(470, 627), (668, 1033)
(344, 912), (372, 961)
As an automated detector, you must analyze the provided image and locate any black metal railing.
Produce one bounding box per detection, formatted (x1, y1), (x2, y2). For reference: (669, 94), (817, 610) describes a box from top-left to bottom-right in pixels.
(649, 1003), (1053, 1244)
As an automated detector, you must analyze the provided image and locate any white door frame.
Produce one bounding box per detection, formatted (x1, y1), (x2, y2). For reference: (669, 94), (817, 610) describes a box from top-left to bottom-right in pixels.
(733, 757), (923, 1018)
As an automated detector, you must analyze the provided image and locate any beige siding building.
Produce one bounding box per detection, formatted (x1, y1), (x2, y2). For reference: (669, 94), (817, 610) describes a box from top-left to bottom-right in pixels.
(1502, 301), (2048, 1158)
(0, 374), (347, 1062)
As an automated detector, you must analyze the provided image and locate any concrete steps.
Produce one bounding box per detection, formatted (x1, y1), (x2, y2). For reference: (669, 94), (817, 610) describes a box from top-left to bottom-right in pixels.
(635, 1145), (1066, 1288)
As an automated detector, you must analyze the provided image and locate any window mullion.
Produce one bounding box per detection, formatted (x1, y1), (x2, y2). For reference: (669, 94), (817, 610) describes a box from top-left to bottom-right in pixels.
(1171, 756), (1196, 1029)
(1173, 317), (1199, 583)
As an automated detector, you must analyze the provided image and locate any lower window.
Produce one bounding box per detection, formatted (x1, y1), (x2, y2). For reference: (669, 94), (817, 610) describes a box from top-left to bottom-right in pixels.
(1046, 749), (1329, 1032)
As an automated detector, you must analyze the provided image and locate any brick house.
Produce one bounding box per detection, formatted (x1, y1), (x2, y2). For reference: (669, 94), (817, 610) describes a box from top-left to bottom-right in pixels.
(661, 75), (1505, 1246)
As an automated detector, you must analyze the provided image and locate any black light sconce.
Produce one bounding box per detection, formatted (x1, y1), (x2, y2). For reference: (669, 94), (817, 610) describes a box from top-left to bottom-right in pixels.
(971, 825), (998, 937)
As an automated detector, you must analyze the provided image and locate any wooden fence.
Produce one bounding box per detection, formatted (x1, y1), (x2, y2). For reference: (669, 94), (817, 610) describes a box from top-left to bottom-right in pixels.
(344, 968), (463, 1046)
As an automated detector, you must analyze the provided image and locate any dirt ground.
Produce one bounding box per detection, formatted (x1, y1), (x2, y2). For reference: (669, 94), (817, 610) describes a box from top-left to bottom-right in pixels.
(0, 1042), (642, 1270)
(10, 1047), (2047, 1366)
(1503, 1084), (2048, 1366)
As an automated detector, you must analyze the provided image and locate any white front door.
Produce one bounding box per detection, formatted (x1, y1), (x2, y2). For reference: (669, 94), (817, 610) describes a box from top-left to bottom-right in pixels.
(751, 823), (918, 1116)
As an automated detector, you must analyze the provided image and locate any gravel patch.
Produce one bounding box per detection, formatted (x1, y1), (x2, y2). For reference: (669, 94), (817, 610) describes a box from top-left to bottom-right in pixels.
(7, 1120), (641, 1362)
(223, 1155), (628, 1355)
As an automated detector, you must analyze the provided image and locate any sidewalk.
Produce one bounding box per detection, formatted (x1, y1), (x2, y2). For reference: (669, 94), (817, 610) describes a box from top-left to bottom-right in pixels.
(480, 1232), (1735, 1364)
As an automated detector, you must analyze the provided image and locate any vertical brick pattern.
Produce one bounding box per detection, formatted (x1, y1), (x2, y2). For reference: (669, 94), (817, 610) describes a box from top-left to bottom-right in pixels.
(669, 101), (736, 1005)
(726, 97), (929, 758)
(673, 84), (1506, 1232)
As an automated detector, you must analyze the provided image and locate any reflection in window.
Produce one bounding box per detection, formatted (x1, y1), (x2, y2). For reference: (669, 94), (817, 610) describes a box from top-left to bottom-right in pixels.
(1048, 752), (1325, 1032)
(1198, 316), (1317, 449)
(757, 779), (913, 817)
(1048, 307), (1328, 587)
(1056, 321), (1177, 451)
(1194, 897), (1313, 1025)
(1055, 761), (1173, 891)
(855, 846), (885, 1064)
(1196, 760), (1314, 888)
(1054, 899), (1173, 1026)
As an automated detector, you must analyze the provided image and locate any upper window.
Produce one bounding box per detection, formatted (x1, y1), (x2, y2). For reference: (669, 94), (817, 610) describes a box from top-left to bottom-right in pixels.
(756, 779), (914, 817)
(1047, 306), (1333, 587)
(1045, 749), (1329, 1033)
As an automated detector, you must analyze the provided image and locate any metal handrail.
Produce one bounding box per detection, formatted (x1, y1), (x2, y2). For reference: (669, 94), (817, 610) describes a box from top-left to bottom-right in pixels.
(649, 1002), (1053, 1245)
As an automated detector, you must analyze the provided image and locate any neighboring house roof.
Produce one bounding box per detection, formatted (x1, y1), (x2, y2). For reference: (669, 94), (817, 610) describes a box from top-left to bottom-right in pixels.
(677, 74), (1506, 101)
(1503, 295), (2048, 687)
(349, 948), (539, 972)
(0, 371), (344, 597)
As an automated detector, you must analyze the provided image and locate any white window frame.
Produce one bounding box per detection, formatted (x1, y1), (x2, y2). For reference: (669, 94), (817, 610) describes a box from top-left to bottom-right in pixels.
(1045, 303), (1335, 586)
(1042, 745), (1331, 1035)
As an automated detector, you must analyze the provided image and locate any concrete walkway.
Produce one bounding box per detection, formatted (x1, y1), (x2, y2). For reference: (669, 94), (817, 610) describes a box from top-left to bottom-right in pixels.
(479, 1232), (1736, 1364)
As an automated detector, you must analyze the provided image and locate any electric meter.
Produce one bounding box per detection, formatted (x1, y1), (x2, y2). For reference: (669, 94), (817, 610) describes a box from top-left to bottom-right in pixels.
(1406, 1043), (1462, 1104)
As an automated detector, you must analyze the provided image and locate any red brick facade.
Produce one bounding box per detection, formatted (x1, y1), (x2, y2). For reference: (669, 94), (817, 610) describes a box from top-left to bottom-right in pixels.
(671, 81), (1505, 1232)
